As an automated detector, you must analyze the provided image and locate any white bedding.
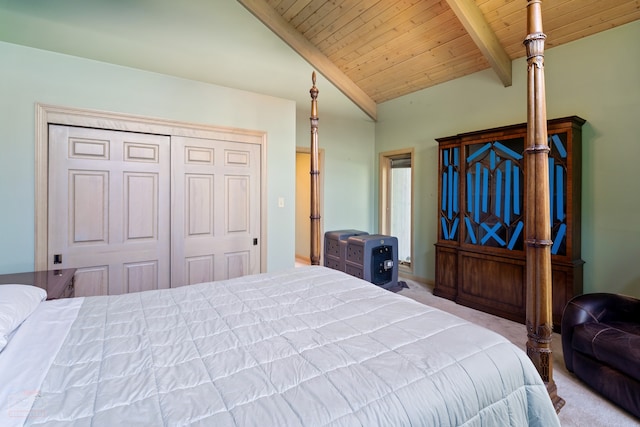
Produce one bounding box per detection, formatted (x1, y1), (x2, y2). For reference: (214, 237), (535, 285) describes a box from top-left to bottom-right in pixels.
(0, 298), (83, 427)
(1, 266), (560, 426)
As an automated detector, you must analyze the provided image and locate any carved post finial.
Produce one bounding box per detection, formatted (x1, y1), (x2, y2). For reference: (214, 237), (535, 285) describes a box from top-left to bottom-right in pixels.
(310, 72), (319, 118)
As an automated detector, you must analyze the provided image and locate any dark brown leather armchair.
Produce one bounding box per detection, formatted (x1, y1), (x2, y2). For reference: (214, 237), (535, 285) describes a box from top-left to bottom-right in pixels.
(562, 293), (640, 418)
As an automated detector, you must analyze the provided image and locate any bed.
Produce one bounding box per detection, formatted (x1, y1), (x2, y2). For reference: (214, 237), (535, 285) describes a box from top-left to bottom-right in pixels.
(0, 266), (559, 426)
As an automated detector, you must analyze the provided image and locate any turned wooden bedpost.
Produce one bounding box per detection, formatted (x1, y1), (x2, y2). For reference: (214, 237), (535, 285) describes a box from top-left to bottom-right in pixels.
(523, 0), (564, 412)
(309, 72), (321, 265)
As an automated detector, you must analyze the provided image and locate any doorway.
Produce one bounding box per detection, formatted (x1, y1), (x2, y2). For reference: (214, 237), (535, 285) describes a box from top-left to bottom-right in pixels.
(295, 147), (324, 265)
(379, 149), (414, 273)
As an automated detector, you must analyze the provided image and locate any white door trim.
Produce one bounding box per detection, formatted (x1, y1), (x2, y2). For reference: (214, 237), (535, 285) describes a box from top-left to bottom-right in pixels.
(35, 103), (267, 273)
(378, 148), (414, 274)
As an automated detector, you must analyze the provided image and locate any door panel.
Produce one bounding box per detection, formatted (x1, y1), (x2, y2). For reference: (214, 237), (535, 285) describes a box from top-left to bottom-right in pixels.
(185, 255), (214, 285)
(226, 251), (250, 279)
(49, 125), (170, 296)
(124, 173), (159, 240)
(69, 171), (108, 243)
(74, 266), (108, 297)
(186, 174), (214, 236)
(226, 176), (249, 233)
(124, 260), (158, 294)
(172, 136), (260, 286)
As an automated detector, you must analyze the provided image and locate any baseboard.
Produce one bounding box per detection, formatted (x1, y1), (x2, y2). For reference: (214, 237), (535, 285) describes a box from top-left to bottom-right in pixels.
(295, 255), (311, 265)
(398, 271), (433, 287)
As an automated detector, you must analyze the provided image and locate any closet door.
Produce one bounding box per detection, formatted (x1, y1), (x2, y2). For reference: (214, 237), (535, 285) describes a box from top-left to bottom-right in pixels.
(48, 125), (171, 296)
(171, 136), (261, 286)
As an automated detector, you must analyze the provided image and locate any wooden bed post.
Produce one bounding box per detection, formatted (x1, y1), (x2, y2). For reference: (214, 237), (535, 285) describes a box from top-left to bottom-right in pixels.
(523, 0), (564, 412)
(309, 72), (321, 265)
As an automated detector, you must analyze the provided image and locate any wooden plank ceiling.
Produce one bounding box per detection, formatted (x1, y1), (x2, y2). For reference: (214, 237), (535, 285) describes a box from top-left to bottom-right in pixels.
(239, 0), (640, 120)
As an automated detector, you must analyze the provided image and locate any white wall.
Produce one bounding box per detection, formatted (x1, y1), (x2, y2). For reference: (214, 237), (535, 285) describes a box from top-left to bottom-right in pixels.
(376, 21), (640, 297)
(0, 41), (297, 274)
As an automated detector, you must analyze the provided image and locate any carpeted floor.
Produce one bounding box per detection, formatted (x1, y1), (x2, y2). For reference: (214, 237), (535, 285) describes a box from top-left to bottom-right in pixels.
(396, 278), (640, 427)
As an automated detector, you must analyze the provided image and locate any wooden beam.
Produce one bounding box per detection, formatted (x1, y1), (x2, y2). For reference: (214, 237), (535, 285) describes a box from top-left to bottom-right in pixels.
(445, 0), (512, 87)
(237, 0), (377, 121)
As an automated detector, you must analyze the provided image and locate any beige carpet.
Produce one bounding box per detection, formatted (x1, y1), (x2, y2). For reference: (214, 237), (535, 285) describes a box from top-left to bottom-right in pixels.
(396, 279), (640, 427)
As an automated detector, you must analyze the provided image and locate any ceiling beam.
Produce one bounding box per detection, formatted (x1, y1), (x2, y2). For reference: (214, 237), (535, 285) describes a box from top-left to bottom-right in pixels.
(237, 0), (377, 121)
(445, 0), (512, 87)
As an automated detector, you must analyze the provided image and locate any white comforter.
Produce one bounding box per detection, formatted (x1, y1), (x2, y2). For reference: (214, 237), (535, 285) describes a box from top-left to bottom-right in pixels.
(12, 266), (559, 426)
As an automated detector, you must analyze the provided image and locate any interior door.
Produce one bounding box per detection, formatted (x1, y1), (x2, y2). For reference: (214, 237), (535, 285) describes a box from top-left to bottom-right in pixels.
(171, 136), (261, 286)
(48, 125), (171, 296)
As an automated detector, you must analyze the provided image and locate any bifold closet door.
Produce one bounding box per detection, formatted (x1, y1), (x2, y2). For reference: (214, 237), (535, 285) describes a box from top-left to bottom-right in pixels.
(48, 125), (171, 296)
(171, 136), (261, 286)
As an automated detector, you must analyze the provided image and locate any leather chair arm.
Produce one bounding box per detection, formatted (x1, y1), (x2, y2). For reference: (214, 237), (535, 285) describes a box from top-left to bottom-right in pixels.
(561, 293), (640, 371)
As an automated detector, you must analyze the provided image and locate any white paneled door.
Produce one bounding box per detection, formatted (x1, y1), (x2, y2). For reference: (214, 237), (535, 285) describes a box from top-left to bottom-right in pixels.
(48, 125), (261, 296)
(171, 136), (261, 285)
(48, 125), (171, 296)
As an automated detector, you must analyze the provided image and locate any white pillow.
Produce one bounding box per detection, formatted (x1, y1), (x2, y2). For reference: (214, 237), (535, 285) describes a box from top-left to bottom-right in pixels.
(0, 285), (47, 352)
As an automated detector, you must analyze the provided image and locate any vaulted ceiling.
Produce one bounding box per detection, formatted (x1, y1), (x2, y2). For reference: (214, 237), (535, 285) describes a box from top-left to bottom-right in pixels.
(239, 0), (640, 120)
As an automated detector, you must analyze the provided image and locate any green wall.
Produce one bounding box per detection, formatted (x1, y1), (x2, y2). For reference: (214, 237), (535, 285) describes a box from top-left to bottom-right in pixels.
(0, 41), (297, 274)
(296, 110), (376, 237)
(376, 20), (640, 297)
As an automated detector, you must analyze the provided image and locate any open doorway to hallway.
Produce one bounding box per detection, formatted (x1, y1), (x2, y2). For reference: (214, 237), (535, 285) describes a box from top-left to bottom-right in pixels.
(379, 149), (414, 274)
(295, 148), (324, 266)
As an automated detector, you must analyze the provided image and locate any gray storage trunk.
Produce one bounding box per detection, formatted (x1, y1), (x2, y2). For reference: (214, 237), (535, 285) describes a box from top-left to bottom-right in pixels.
(324, 230), (369, 272)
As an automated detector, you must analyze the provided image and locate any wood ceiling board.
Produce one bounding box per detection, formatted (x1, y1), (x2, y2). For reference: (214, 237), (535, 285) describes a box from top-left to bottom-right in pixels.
(332, 1), (448, 66)
(315, 2), (390, 51)
(271, 0), (310, 20)
(342, 16), (467, 82)
(305, 0), (379, 43)
(336, 1), (455, 69)
(373, 55), (490, 102)
(361, 39), (489, 101)
(321, 1), (425, 59)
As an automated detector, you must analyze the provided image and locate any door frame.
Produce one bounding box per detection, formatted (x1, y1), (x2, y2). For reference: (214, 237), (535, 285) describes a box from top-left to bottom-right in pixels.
(379, 148), (414, 274)
(34, 103), (267, 273)
(295, 147), (325, 264)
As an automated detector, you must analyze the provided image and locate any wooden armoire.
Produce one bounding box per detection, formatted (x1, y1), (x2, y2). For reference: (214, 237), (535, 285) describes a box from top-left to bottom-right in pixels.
(434, 116), (585, 331)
